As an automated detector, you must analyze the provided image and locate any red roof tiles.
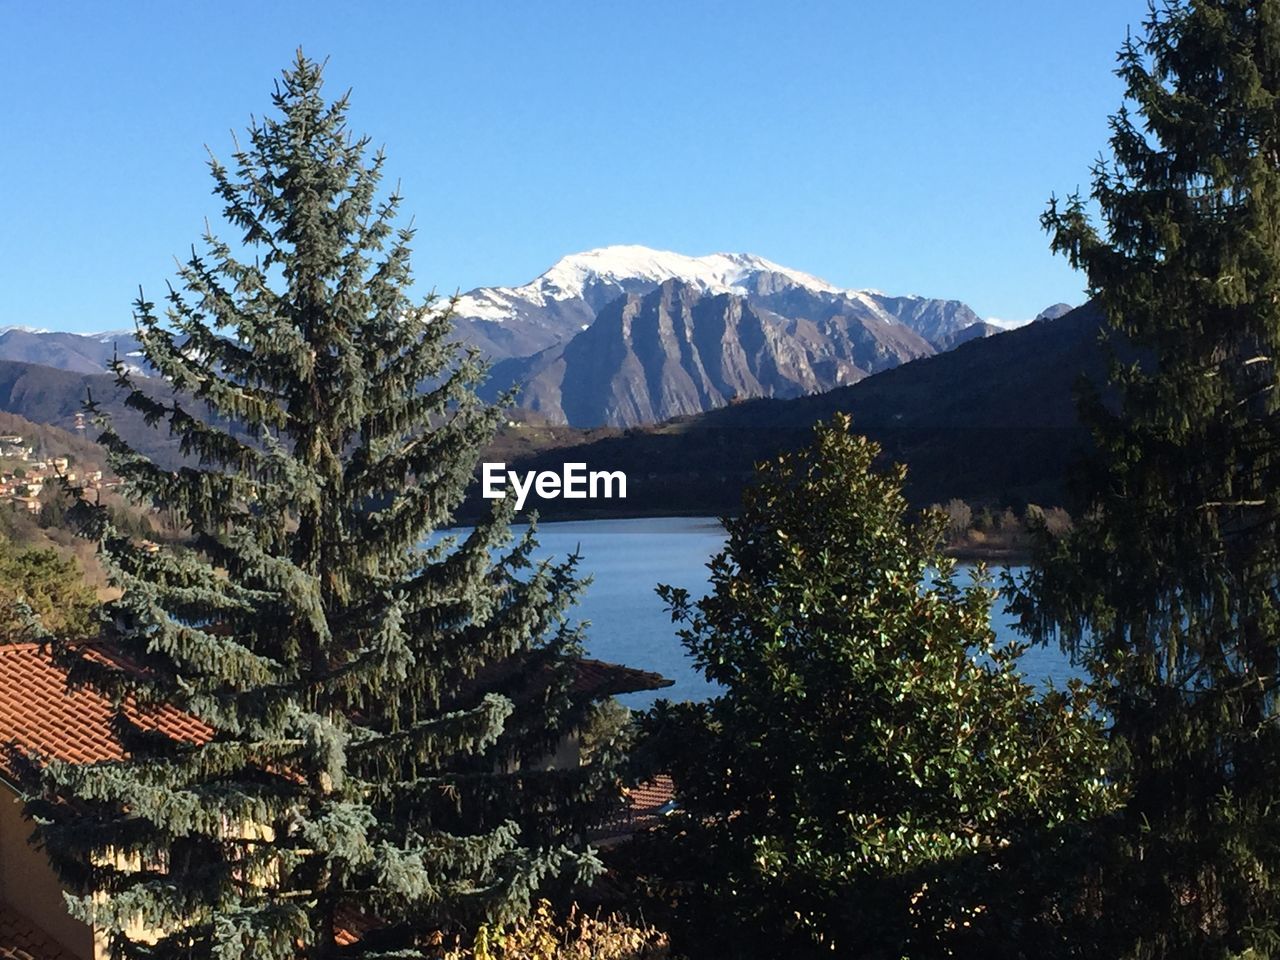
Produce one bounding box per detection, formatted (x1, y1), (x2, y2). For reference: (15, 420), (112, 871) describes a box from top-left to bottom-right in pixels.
(594, 774), (678, 843)
(626, 774), (676, 826)
(0, 643), (209, 778)
(0, 644), (668, 783)
(0, 904), (77, 960)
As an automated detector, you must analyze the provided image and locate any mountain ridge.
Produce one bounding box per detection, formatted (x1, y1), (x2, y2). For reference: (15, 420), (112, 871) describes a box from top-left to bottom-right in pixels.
(451, 244), (1008, 360)
(471, 301), (1110, 518)
(481, 278), (940, 427)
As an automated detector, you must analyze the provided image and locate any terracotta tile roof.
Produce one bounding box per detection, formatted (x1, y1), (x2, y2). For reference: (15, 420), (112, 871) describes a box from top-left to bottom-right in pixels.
(570, 659), (674, 699)
(0, 904), (78, 960)
(0, 644), (667, 783)
(594, 774), (678, 844)
(626, 774), (676, 826)
(0, 643), (210, 779)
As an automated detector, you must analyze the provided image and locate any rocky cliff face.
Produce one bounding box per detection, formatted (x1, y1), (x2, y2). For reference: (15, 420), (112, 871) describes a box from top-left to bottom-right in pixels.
(482, 279), (936, 427)
(451, 245), (996, 361)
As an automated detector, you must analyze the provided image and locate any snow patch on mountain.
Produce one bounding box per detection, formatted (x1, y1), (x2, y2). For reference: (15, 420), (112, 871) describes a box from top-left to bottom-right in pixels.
(986, 302), (1077, 330)
(90, 329), (140, 342)
(455, 244), (849, 322)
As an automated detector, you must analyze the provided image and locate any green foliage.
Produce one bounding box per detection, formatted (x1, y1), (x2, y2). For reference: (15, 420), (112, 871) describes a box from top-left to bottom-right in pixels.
(632, 416), (1114, 959)
(22, 53), (618, 959)
(0, 535), (97, 644)
(577, 698), (632, 765)
(36, 481), (69, 530)
(1016, 2), (1280, 956)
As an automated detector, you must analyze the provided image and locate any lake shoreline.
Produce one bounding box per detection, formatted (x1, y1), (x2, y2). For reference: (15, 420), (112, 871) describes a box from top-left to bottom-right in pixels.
(945, 544), (1033, 564)
(449, 512), (1037, 566)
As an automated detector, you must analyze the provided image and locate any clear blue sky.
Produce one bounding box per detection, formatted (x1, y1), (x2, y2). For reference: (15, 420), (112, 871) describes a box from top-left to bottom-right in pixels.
(1, 0), (1149, 332)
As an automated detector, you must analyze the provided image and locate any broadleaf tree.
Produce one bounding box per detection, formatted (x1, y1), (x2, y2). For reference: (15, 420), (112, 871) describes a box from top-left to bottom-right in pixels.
(20, 53), (620, 960)
(1014, 2), (1280, 955)
(629, 417), (1115, 959)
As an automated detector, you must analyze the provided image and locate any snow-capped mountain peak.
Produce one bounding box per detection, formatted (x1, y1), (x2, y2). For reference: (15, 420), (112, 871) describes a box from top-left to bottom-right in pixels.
(448, 243), (992, 362)
(454, 244), (847, 324)
(90, 328), (140, 342)
(535, 245), (845, 301)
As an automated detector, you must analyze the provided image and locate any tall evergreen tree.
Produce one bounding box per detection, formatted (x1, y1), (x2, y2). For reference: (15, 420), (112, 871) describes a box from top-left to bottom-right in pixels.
(1017, 1), (1280, 954)
(630, 417), (1113, 959)
(19, 54), (618, 959)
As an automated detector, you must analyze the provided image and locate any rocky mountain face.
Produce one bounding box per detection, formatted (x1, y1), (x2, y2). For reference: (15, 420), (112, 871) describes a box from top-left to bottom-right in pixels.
(481, 279), (936, 427)
(459, 246), (1019, 427)
(452, 245), (998, 361)
(451, 246), (847, 358)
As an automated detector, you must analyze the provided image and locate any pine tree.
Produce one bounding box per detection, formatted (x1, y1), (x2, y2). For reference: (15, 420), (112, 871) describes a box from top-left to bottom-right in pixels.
(0, 536), (97, 644)
(1016, 1), (1280, 954)
(630, 417), (1113, 959)
(19, 53), (619, 959)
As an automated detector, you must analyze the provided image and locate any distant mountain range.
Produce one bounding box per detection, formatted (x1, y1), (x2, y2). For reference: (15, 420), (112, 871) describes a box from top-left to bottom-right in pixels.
(452, 244), (1001, 358)
(0, 245), (1073, 435)
(480, 279), (943, 427)
(0, 328), (143, 376)
(454, 245), (1046, 427)
(0, 303), (1107, 517)
(474, 301), (1110, 518)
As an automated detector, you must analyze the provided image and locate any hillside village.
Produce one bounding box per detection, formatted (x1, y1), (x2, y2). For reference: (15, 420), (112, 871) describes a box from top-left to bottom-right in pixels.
(0, 433), (113, 514)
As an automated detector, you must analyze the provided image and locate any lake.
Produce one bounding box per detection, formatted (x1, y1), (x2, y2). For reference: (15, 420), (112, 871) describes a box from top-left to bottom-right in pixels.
(509, 517), (1079, 709)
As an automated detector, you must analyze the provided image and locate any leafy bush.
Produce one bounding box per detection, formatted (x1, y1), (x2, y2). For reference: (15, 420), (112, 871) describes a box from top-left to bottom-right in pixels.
(0, 535), (97, 643)
(631, 416), (1116, 958)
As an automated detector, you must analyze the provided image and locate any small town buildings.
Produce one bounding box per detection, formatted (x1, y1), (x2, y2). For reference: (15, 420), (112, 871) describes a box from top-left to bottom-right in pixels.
(0, 437), (115, 517)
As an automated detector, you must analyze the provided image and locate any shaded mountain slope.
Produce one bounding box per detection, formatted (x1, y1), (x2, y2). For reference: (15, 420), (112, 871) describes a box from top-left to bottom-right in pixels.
(475, 302), (1109, 518)
(0, 361), (186, 467)
(0, 330), (144, 376)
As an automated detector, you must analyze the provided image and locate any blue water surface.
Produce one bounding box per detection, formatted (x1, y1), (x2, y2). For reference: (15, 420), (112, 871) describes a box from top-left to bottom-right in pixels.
(509, 517), (1079, 709)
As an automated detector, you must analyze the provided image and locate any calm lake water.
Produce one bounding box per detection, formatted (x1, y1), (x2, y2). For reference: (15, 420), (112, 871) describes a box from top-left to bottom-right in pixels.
(505, 517), (1078, 709)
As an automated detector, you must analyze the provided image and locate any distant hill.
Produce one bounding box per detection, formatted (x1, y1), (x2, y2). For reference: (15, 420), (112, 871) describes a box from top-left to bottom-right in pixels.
(470, 302), (1109, 518)
(0, 329), (143, 376)
(0, 410), (108, 468)
(0, 361), (185, 467)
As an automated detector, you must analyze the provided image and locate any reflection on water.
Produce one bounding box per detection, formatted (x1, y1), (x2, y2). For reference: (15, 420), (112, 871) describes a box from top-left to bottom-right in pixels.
(511, 517), (1080, 709)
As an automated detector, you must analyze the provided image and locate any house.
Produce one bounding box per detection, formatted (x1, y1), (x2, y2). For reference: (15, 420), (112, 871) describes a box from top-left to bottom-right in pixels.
(0, 643), (672, 958)
(595, 774), (677, 847)
(0, 439), (29, 461)
(0, 644), (209, 959)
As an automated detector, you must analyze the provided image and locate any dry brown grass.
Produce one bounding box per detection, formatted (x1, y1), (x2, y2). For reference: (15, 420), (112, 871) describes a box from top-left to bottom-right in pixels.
(443, 901), (669, 960)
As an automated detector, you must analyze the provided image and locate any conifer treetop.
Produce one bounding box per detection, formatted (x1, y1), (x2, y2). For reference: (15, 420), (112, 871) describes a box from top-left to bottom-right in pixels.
(24, 52), (616, 960)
